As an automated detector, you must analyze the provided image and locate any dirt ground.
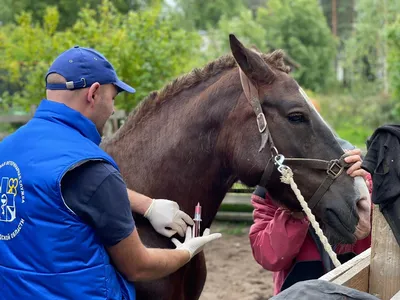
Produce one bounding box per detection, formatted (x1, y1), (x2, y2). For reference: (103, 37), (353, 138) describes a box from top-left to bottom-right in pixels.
(199, 221), (274, 300)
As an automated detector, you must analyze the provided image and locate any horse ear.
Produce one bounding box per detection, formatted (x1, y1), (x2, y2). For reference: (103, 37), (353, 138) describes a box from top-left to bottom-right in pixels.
(229, 34), (275, 85)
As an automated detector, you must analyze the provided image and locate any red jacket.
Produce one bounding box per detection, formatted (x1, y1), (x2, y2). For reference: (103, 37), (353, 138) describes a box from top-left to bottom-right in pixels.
(249, 174), (373, 295)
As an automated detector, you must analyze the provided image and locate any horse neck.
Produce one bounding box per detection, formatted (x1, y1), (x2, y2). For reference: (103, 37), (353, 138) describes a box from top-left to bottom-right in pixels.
(104, 69), (242, 228)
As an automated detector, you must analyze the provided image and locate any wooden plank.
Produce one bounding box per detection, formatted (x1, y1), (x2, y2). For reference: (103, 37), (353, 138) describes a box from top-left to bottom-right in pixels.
(0, 132), (8, 139)
(221, 193), (252, 205)
(0, 109), (126, 124)
(391, 289), (400, 300)
(319, 248), (370, 292)
(319, 247), (371, 282)
(0, 109), (127, 141)
(0, 115), (31, 123)
(331, 259), (370, 292)
(215, 211), (253, 222)
(369, 205), (400, 300)
(111, 110), (126, 119)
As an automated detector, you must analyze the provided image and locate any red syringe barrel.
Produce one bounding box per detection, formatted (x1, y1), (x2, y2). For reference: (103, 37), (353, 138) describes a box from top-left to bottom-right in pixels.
(194, 202), (202, 237)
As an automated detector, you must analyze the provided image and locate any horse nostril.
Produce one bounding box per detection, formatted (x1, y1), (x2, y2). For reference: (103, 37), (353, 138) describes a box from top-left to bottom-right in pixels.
(357, 196), (369, 210)
(357, 195), (366, 203)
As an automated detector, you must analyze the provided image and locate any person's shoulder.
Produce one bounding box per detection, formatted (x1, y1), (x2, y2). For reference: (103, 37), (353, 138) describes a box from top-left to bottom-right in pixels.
(78, 159), (117, 174)
(79, 159), (118, 173)
(61, 159), (126, 209)
(62, 159), (120, 187)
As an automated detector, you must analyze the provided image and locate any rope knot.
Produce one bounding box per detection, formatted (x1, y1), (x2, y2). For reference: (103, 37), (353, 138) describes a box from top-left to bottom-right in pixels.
(279, 166), (294, 184)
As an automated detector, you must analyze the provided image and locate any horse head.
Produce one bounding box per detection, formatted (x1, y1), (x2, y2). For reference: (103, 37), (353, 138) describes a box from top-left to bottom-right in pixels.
(225, 34), (370, 244)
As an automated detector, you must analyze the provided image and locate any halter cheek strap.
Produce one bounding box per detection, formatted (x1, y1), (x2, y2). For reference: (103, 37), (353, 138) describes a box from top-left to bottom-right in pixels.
(239, 69), (269, 152)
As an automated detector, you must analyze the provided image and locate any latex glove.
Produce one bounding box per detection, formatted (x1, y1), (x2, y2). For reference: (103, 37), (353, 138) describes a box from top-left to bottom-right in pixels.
(144, 199), (194, 237)
(171, 226), (222, 261)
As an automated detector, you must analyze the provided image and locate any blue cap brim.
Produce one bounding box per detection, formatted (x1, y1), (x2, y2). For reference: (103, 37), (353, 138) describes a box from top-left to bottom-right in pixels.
(114, 79), (136, 94)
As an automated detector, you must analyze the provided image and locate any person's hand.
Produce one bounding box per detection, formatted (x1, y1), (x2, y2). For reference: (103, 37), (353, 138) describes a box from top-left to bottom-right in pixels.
(344, 148), (368, 178)
(171, 226), (222, 261)
(144, 199), (194, 237)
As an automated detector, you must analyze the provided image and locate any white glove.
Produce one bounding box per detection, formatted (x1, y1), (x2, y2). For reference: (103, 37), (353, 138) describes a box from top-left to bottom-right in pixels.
(171, 226), (222, 260)
(144, 199), (194, 237)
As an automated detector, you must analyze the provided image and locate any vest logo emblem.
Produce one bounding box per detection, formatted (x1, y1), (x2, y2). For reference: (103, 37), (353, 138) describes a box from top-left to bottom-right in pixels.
(0, 161), (25, 240)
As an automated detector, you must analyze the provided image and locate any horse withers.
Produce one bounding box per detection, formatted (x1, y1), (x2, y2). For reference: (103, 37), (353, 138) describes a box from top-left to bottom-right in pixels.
(101, 34), (371, 300)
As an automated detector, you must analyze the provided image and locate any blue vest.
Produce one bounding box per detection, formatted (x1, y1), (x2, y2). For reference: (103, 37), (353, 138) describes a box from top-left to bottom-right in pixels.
(0, 99), (136, 300)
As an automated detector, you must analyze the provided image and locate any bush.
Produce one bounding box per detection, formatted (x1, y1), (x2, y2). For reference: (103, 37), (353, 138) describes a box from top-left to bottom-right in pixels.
(317, 92), (394, 149)
(0, 0), (202, 112)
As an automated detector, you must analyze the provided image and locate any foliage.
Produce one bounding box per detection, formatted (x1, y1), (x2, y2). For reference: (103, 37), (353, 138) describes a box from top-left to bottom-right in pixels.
(203, 8), (267, 61)
(196, 0), (338, 94)
(341, 0), (398, 92)
(387, 14), (400, 117)
(318, 0), (355, 41)
(255, 0), (337, 92)
(0, 0), (397, 148)
(317, 91), (394, 149)
(0, 0), (160, 30)
(0, 0), (202, 112)
(173, 0), (246, 31)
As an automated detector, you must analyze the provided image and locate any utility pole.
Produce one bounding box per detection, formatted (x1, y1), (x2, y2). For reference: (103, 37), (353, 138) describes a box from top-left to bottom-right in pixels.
(382, 0), (389, 96)
(332, 0), (337, 37)
(331, 0), (338, 83)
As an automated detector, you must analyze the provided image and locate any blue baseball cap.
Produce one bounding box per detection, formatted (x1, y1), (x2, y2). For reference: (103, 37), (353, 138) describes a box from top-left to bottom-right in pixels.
(45, 46), (135, 94)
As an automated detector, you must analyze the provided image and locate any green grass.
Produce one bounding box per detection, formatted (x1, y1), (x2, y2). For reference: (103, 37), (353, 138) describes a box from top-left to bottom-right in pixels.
(219, 203), (253, 213)
(232, 182), (248, 189)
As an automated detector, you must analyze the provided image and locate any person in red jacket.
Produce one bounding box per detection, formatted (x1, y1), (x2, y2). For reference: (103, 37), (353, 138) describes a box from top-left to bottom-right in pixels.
(249, 146), (373, 296)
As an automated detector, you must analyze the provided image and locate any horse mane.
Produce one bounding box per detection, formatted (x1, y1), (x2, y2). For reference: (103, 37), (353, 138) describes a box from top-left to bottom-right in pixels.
(105, 49), (290, 143)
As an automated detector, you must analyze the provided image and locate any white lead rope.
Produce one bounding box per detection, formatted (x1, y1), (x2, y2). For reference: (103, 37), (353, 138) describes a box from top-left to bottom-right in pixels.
(275, 155), (342, 268)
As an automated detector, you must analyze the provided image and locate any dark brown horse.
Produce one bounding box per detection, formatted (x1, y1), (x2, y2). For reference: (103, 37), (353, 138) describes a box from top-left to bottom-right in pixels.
(101, 34), (371, 300)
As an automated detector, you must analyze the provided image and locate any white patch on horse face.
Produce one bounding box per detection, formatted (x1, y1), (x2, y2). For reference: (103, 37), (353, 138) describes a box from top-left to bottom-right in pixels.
(354, 176), (370, 201)
(298, 86), (345, 150)
(298, 87), (330, 128)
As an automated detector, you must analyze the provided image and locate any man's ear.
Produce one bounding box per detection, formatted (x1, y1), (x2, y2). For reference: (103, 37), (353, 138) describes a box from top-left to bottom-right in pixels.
(87, 82), (101, 106)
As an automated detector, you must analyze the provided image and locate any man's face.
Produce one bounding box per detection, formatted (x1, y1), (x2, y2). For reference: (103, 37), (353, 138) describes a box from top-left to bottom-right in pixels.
(91, 84), (118, 136)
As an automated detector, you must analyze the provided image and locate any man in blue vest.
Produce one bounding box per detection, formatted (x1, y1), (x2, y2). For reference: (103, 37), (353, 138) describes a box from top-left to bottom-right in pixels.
(0, 46), (221, 299)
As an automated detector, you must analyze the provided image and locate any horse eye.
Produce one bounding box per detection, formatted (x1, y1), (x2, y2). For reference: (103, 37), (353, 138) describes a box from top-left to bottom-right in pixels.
(288, 113), (307, 123)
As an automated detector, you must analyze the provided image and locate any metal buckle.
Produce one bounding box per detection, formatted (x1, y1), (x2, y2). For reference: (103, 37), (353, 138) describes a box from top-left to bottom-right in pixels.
(271, 146), (279, 157)
(327, 160), (343, 178)
(257, 113), (267, 133)
(66, 81), (74, 89)
(274, 154), (285, 167)
(274, 154), (291, 174)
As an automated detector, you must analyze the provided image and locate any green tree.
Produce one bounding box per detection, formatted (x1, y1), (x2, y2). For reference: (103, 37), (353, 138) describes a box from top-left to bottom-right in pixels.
(204, 8), (267, 60)
(342, 0), (398, 94)
(0, 0), (161, 30)
(0, 0), (202, 112)
(255, 0), (337, 92)
(174, 0), (246, 30)
(387, 14), (400, 117)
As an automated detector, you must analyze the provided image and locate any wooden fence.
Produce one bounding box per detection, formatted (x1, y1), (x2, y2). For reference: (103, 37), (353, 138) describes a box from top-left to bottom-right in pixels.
(0, 105), (127, 141)
(320, 204), (400, 299)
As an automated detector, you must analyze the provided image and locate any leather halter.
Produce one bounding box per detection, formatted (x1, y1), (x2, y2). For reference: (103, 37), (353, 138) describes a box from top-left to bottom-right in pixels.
(239, 69), (351, 210)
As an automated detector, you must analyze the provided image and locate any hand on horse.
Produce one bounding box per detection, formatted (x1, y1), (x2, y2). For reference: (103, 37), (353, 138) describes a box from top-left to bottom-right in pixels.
(343, 148), (369, 179)
(171, 226), (222, 262)
(144, 199), (194, 238)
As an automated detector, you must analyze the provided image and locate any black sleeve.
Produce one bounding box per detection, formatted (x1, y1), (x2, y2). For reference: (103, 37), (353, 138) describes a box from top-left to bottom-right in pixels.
(60, 160), (135, 246)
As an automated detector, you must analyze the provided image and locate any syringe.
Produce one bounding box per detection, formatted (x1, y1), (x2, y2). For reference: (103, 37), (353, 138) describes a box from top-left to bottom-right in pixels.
(193, 202), (202, 237)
